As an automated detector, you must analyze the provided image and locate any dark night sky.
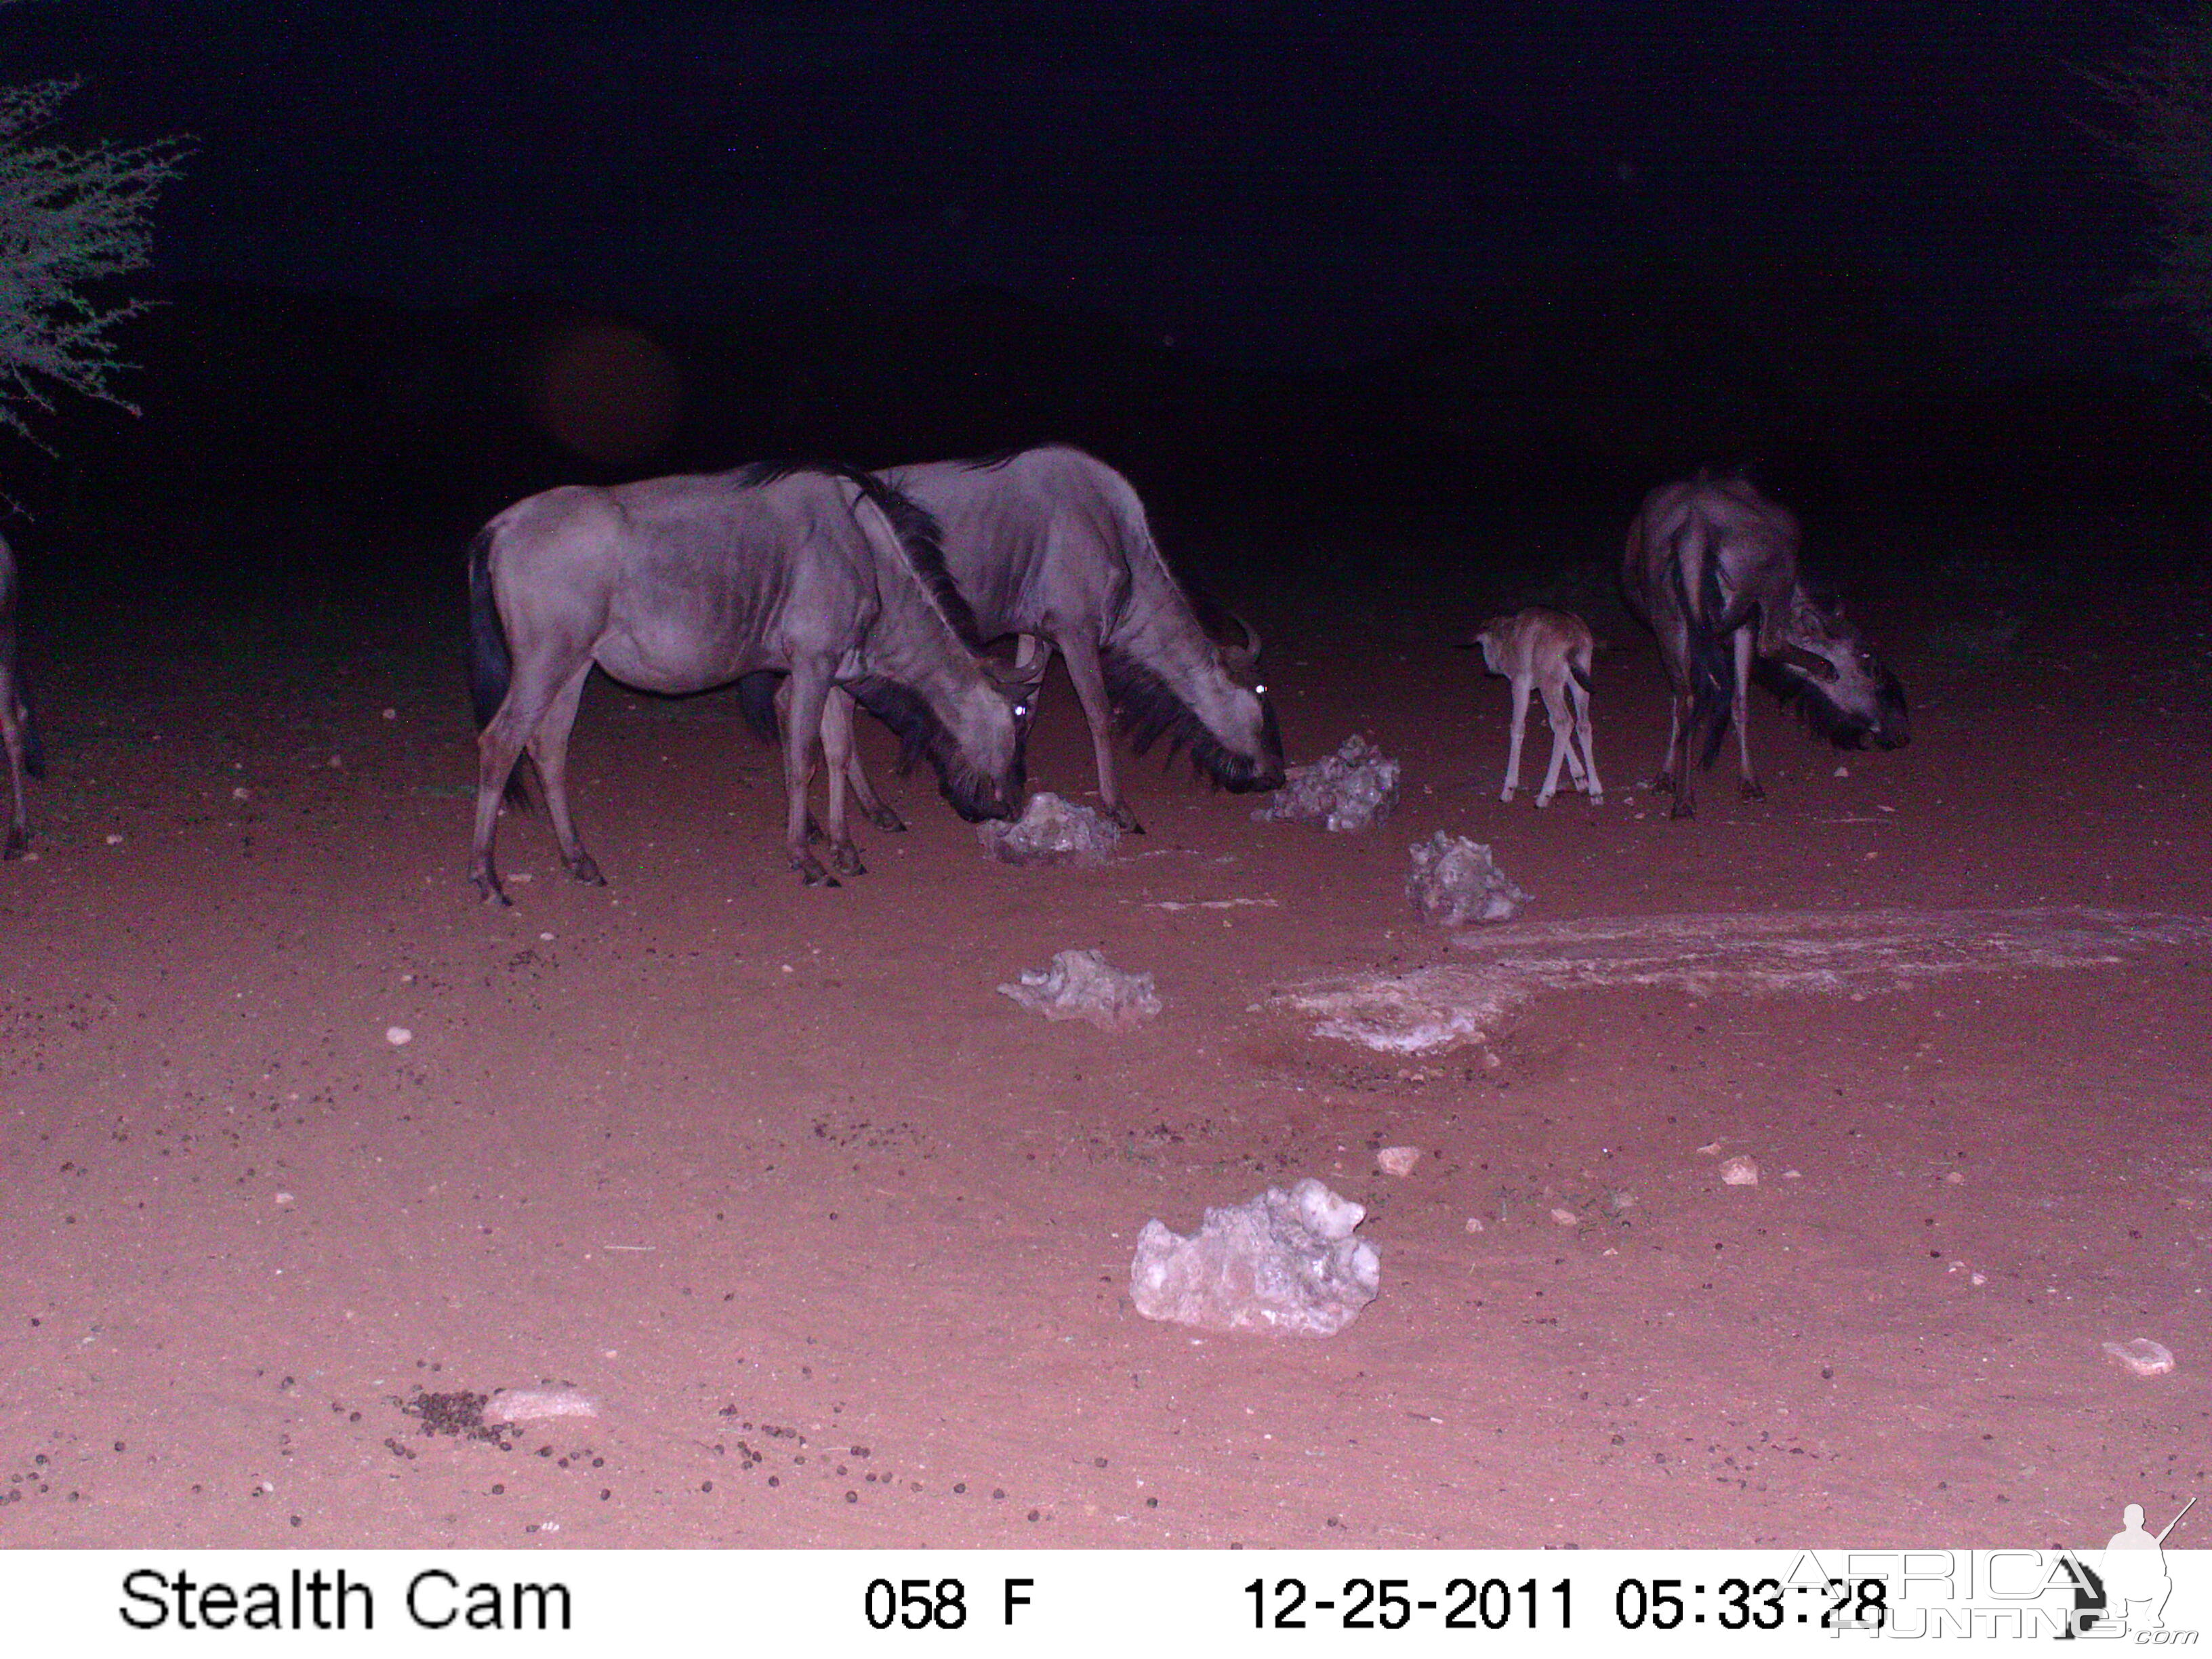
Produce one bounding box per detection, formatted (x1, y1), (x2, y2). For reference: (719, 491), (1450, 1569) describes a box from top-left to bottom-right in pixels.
(3, 0), (2187, 373)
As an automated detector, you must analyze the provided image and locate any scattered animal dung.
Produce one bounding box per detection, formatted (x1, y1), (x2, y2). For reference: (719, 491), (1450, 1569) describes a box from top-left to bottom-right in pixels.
(483, 1387), (601, 1424)
(1254, 735), (1400, 833)
(977, 792), (1123, 867)
(998, 949), (1162, 1031)
(1375, 1145), (1422, 1177)
(1719, 1155), (1761, 1187)
(384, 1025), (413, 1046)
(1406, 832), (1530, 927)
(2103, 1338), (2175, 1378)
(1129, 1178), (1381, 1338)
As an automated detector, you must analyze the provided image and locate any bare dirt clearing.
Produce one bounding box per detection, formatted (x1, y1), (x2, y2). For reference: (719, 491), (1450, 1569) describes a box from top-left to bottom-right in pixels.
(2, 606), (2207, 1549)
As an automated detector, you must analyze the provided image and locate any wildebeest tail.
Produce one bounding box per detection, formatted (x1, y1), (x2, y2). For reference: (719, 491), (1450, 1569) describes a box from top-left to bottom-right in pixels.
(736, 670), (784, 743)
(1570, 659), (1593, 697)
(466, 525), (531, 809)
(1668, 520), (1736, 771)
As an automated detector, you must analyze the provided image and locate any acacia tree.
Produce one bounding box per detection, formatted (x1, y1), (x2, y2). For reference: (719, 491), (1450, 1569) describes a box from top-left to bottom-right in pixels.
(2108, 7), (2212, 357)
(0, 74), (186, 440)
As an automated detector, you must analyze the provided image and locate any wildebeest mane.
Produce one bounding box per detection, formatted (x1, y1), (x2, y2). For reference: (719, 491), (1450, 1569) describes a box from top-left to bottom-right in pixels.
(1102, 648), (1278, 792)
(845, 674), (1021, 822)
(730, 459), (981, 649)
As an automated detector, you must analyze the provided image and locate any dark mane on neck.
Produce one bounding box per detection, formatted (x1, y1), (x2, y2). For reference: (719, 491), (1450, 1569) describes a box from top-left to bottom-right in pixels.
(731, 459), (981, 650)
(1101, 648), (1277, 793)
(844, 675), (1020, 821)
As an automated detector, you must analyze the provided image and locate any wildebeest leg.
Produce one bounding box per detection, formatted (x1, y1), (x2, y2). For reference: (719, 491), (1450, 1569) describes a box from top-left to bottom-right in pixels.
(1059, 634), (1143, 834)
(1733, 628), (1764, 802)
(1666, 691), (1697, 819)
(472, 652), (586, 905)
(527, 660), (605, 886)
(1567, 678), (1601, 803)
(780, 665), (838, 886)
(825, 687), (904, 834)
(0, 682), (26, 860)
(1534, 676), (1578, 808)
(1501, 674), (1532, 802)
(818, 687), (867, 877)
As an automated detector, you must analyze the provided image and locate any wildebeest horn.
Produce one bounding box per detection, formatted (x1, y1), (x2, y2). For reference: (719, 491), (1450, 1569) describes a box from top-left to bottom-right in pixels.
(983, 656), (1048, 693)
(1218, 611), (1263, 672)
(1778, 642), (1839, 682)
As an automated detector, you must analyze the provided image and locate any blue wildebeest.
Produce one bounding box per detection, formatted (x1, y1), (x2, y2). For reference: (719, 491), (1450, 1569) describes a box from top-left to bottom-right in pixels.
(466, 462), (1039, 899)
(1468, 607), (1603, 808)
(825, 445), (1286, 834)
(0, 535), (45, 859)
(1622, 473), (1908, 819)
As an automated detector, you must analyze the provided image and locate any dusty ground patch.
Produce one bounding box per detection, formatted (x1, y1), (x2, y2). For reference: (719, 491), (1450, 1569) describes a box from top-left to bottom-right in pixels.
(1, 609), (2207, 1549)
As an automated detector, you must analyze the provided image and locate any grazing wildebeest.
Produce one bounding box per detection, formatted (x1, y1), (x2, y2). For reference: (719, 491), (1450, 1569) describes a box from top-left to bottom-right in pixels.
(1622, 473), (1908, 819)
(466, 462), (1038, 900)
(0, 535), (46, 859)
(846, 445), (1285, 833)
(1468, 607), (1603, 808)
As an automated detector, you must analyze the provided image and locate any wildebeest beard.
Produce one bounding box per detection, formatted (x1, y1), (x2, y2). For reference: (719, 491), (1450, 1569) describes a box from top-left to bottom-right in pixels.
(1101, 650), (1286, 792)
(845, 675), (1022, 822)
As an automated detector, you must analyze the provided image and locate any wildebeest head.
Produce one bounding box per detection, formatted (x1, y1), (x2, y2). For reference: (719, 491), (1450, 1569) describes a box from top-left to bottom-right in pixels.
(1760, 589), (1910, 751)
(848, 653), (1044, 825)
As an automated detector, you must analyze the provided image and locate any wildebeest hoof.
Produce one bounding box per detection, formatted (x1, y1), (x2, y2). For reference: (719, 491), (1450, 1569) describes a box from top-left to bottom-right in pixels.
(1108, 804), (1145, 834)
(793, 855), (839, 887)
(472, 874), (513, 907)
(831, 844), (866, 877)
(569, 854), (606, 885)
(1740, 780), (1766, 802)
(1500, 787), (1517, 803)
(1534, 793), (1553, 808)
(1669, 798), (1696, 821)
(869, 806), (907, 833)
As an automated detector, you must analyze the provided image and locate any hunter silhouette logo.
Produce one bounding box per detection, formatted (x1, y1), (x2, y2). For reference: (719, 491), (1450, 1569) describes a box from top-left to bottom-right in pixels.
(2102, 1497), (2194, 1633)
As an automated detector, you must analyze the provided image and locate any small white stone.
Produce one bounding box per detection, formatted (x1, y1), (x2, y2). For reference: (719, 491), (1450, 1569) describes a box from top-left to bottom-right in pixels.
(382, 708), (397, 720)
(104, 833), (123, 845)
(1549, 1207), (1580, 1226)
(327, 755), (344, 769)
(1834, 764), (1850, 777)
(274, 1191), (295, 1206)
(384, 1026), (413, 1046)
(1376, 1145), (1422, 1178)
(483, 1387), (600, 1424)
(539, 932), (554, 941)
(1719, 1155), (1761, 1187)
(1464, 1217), (1486, 1233)
(1944, 1170), (1965, 1185)
(2103, 1338), (2175, 1377)
(232, 787), (251, 801)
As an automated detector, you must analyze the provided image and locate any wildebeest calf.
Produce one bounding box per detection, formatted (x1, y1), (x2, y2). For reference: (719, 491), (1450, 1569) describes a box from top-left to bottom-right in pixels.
(1469, 607), (1602, 807)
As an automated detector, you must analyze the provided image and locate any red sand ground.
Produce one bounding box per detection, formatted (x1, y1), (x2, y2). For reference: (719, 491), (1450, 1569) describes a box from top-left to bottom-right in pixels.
(1, 605), (2206, 1551)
